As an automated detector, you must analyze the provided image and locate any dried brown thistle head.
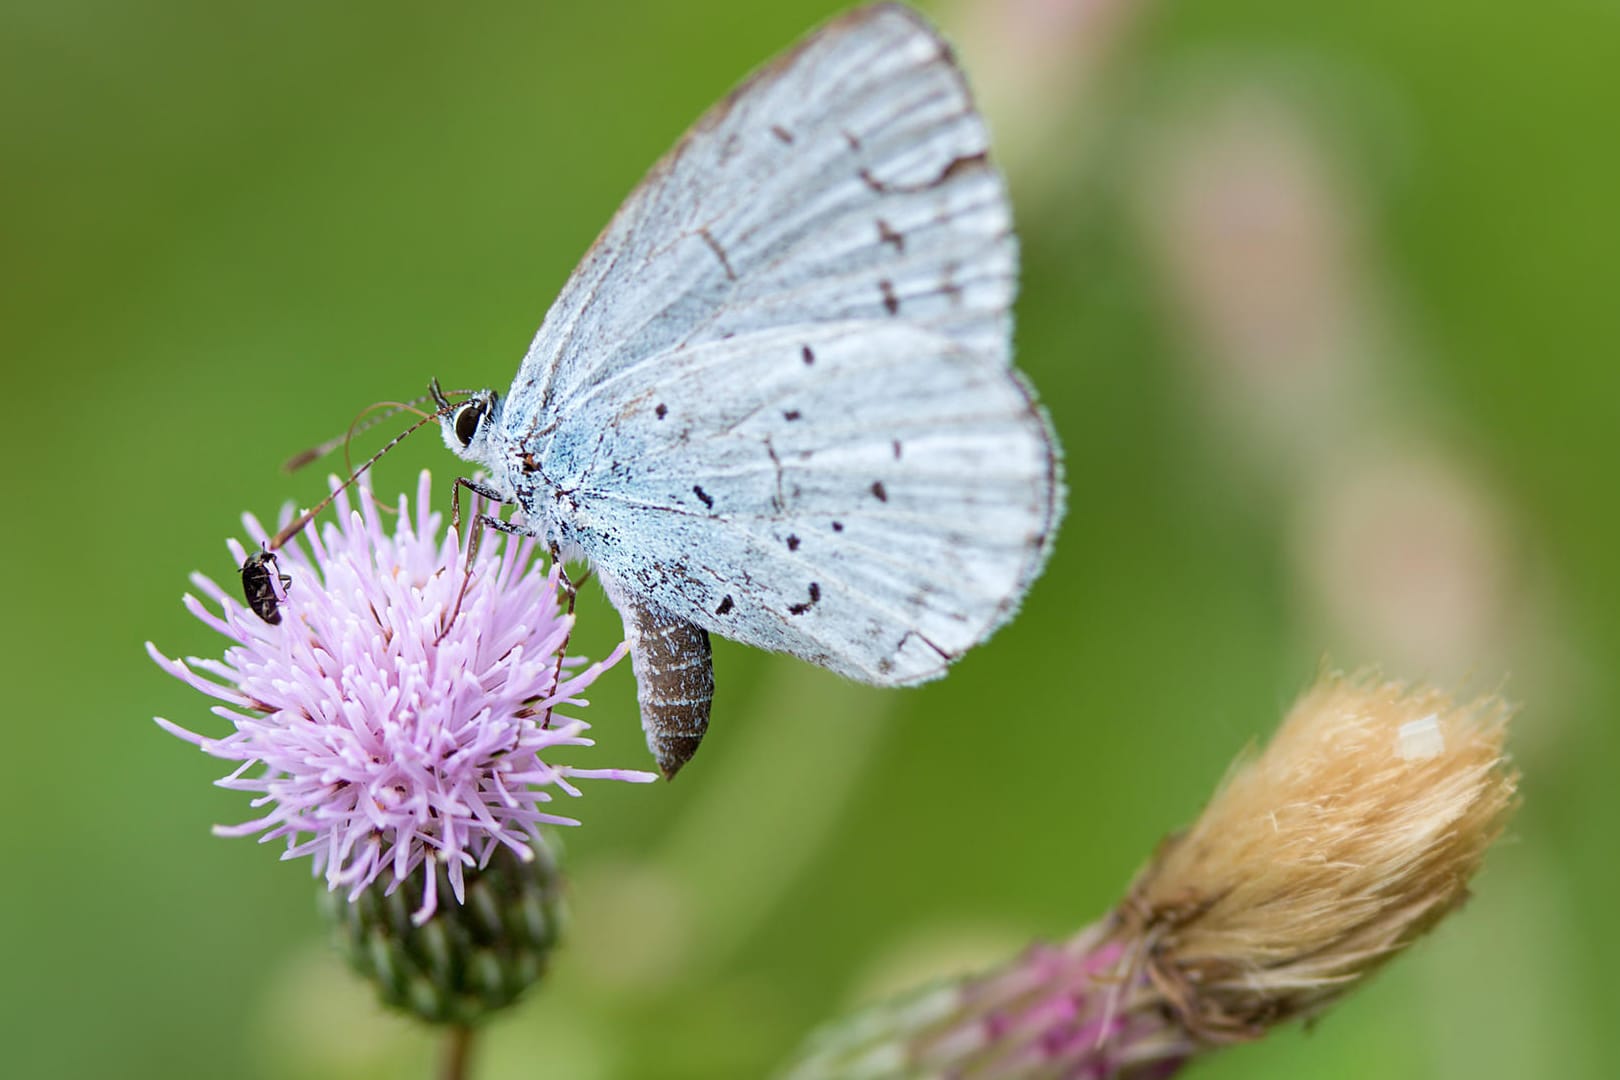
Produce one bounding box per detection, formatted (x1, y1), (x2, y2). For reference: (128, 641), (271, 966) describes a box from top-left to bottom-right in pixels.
(780, 669), (1519, 1079)
(1125, 670), (1519, 1042)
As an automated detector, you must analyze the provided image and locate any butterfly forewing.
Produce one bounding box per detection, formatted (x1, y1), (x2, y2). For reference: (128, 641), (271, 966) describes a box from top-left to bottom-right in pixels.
(505, 3), (1016, 422)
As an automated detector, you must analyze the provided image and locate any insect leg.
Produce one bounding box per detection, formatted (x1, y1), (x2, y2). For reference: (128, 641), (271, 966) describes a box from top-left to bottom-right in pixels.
(546, 541), (596, 601)
(512, 544), (597, 732)
(435, 476), (525, 643)
(449, 475), (510, 535)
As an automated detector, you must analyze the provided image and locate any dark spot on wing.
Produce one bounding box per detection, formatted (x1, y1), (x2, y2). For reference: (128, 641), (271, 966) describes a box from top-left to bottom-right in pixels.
(877, 658), (895, 675)
(786, 535), (800, 552)
(858, 168), (884, 194)
(787, 582), (820, 616)
(771, 124), (794, 144)
(831, 520), (844, 532)
(801, 345), (815, 365)
(715, 595), (734, 616)
(877, 219), (904, 252)
(698, 228), (736, 281)
(880, 280), (899, 315)
(520, 452), (540, 474)
(871, 481), (888, 502)
(655, 403), (668, 420)
(693, 485), (714, 510)
(783, 409), (801, 422)
(843, 129), (862, 151)
(892, 440), (903, 460)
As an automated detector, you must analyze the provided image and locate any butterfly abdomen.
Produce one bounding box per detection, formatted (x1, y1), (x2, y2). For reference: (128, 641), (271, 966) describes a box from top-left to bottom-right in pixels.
(606, 580), (715, 779)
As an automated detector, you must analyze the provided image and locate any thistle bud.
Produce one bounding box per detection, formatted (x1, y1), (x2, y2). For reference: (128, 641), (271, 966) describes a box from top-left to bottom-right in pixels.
(321, 841), (568, 1026)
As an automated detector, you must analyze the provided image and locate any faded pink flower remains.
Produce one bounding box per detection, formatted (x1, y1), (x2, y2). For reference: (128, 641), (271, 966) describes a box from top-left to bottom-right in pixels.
(150, 472), (653, 922)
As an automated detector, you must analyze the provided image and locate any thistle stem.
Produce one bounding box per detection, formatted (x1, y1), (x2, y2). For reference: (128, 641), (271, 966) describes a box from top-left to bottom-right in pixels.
(442, 1024), (476, 1080)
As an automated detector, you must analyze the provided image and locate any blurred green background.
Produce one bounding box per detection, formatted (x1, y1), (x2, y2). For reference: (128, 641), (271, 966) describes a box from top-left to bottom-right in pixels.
(3, 1), (1615, 1077)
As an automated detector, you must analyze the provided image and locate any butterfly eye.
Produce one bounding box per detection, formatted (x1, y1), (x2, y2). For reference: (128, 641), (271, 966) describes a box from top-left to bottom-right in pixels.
(454, 402), (484, 447)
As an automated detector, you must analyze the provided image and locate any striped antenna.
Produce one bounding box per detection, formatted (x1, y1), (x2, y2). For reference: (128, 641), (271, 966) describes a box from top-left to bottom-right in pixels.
(282, 390), (473, 473)
(267, 380), (462, 551)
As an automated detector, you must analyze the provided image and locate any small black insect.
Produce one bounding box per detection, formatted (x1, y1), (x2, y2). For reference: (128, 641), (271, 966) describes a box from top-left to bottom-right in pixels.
(240, 548), (292, 624)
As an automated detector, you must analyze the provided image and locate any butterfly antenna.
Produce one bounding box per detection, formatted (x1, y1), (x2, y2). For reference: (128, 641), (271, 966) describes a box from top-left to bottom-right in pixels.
(267, 402), (452, 552)
(428, 379), (482, 412)
(344, 400), (440, 516)
(283, 394), (437, 473)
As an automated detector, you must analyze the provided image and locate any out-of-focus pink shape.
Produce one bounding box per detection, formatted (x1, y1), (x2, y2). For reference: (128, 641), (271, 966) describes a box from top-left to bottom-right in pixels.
(944, 0), (1143, 188)
(1291, 447), (1510, 681)
(1136, 88), (1379, 476)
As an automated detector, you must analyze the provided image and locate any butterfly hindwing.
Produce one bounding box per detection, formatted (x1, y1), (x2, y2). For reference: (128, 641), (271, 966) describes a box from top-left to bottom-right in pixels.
(546, 321), (1058, 686)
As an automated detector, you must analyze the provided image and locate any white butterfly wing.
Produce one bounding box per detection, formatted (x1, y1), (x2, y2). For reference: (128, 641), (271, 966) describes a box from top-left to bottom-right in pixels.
(545, 321), (1059, 685)
(505, 2), (1016, 418)
(505, 3), (1062, 687)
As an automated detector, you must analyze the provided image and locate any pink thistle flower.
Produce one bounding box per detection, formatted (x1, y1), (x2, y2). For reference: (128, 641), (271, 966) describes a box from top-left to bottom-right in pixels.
(149, 471), (654, 924)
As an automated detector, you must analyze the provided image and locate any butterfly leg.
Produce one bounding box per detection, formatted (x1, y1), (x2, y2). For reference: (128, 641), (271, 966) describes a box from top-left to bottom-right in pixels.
(598, 575), (714, 779)
(546, 543), (595, 603)
(436, 476), (527, 643)
(449, 476), (511, 535)
(519, 544), (596, 732)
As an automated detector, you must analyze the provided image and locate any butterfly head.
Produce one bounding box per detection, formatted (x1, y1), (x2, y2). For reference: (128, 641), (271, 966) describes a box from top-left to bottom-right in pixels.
(432, 380), (504, 468)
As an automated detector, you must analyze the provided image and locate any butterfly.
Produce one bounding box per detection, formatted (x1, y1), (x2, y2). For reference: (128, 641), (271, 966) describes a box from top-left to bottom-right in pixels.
(438, 2), (1063, 777)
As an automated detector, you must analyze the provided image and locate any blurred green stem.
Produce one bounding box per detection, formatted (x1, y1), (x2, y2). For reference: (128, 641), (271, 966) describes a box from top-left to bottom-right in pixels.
(442, 1024), (475, 1080)
(659, 663), (893, 972)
